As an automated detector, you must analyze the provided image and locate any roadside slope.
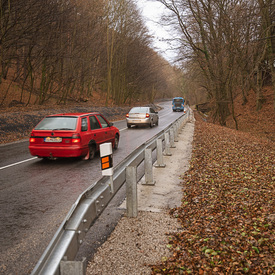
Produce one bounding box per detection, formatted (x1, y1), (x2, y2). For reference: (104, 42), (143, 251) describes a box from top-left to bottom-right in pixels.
(151, 112), (274, 274)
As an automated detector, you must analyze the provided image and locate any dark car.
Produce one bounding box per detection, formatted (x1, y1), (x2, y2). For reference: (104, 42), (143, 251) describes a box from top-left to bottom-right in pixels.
(29, 112), (119, 160)
(126, 107), (159, 128)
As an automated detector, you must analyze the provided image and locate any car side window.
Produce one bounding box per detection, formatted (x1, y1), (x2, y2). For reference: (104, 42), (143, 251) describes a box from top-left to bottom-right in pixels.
(81, 117), (88, 131)
(150, 108), (155, 113)
(96, 115), (108, 128)
(89, 116), (101, 130)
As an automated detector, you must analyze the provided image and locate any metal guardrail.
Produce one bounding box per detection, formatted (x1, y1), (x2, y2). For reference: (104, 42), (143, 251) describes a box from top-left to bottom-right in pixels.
(31, 109), (190, 275)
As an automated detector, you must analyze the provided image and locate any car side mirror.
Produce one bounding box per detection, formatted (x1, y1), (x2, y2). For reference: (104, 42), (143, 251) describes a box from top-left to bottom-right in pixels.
(109, 122), (113, 127)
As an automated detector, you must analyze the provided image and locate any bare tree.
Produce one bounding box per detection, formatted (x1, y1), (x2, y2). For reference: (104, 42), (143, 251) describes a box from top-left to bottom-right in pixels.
(0, 0), (183, 107)
(157, 0), (274, 125)
(257, 0), (275, 110)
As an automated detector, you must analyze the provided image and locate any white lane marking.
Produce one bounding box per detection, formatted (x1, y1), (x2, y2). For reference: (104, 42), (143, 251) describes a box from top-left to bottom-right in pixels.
(0, 157), (37, 170)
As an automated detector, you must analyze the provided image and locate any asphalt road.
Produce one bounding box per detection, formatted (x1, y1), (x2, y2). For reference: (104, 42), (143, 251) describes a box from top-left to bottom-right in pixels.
(0, 101), (185, 274)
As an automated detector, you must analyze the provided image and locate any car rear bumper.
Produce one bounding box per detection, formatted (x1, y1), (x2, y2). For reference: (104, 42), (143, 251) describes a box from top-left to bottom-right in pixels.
(126, 117), (150, 125)
(173, 107), (184, 111)
(29, 145), (88, 158)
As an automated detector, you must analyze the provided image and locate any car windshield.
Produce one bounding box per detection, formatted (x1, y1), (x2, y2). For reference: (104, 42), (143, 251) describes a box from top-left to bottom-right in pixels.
(129, 107), (148, 113)
(35, 116), (77, 130)
(174, 99), (183, 102)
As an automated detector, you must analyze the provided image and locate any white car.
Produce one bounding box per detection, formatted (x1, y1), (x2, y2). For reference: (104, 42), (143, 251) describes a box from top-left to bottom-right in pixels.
(126, 107), (159, 128)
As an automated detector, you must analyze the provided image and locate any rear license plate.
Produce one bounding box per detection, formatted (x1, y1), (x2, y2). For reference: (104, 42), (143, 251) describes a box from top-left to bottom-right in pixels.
(44, 137), (62, 143)
(132, 114), (144, 118)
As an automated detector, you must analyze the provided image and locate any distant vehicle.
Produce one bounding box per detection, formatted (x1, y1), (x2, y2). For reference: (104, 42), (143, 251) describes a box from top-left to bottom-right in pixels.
(126, 107), (159, 128)
(29, 112), (119, 160)
(172, 97), (185, 112)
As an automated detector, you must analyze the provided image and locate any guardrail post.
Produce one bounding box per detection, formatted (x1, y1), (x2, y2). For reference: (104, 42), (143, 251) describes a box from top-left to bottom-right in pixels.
(174, 124), (178, 142)
(60, 257), (86, 275)
(181, 118), (185, 130)
(126, 166), (138, 217)
(154, 138), (166, 168)
(164, 132), (172, 156)
(169, 128), (176, 148)
(180, 118), (184, 132)
(143, 148), (155, 185)
(182, 118), (186, 128)
(188, 110), (192, 122)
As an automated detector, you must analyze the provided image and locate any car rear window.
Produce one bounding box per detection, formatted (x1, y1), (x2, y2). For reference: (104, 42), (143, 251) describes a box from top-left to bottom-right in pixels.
(34, 116), (78, 130)
(129, 107), (148, 113)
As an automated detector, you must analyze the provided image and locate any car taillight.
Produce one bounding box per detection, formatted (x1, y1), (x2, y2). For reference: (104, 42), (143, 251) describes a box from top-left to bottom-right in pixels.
(146, 113), (150, 118)
(29, 133), (35, 143)
(126, 113), (129, 117)
(72, 134), (81, 143)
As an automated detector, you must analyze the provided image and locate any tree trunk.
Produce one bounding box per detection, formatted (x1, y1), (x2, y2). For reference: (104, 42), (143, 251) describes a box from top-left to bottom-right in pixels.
(256, 67), (265, 111)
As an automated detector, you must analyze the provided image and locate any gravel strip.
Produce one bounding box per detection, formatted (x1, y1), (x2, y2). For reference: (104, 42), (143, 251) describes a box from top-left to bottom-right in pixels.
(86, 211), (180, 275)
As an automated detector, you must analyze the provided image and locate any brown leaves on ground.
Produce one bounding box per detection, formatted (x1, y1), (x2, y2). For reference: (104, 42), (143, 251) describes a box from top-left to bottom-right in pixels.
(151, 112), (274, 274)
(224, 87), (275, 142)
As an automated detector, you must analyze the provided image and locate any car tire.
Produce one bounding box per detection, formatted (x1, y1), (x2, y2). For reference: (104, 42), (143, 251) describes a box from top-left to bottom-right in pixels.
(83, 144), (96, 160)
(150, 121), (153, 128)
(89, 145), (96, 159)
(114, 134), (119, 150)
(127, 124), (131, 128)
(156, 119), (159, 126)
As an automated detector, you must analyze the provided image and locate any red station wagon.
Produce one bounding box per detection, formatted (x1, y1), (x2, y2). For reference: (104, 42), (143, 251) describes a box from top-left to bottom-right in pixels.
(29, 112), (120, 160)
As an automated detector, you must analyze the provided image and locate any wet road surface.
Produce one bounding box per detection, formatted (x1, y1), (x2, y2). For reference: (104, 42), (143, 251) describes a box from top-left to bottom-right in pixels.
(0, 102), (184, 274)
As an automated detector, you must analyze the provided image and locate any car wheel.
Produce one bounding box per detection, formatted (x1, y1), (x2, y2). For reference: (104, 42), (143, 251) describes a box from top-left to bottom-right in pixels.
(127, 124), (131, 128)
(156, 119), (159, 126)
(150, 121), (153, 128)
(114, 134), (119, 150)
(83, 144), (96, 160)
(89, 145), (96, 159)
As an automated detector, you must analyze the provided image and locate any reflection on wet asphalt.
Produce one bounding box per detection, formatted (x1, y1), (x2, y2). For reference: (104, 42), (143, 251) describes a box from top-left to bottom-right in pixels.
(0, 102), (182, 274)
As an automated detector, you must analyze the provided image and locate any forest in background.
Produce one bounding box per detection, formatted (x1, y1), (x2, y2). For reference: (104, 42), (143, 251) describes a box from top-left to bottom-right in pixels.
(0, 0), (274, 129)
(0, 0), (184, 108)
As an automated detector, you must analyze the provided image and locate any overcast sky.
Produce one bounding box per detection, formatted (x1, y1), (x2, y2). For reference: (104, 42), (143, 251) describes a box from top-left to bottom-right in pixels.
(136, 0), (177, 62)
